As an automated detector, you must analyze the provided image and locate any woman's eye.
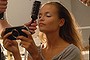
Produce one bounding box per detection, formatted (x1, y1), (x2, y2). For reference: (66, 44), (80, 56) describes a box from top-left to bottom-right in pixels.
(39, 16), (41, 19)
(46, 15), (51, 17)
(46, 13), (51, 17)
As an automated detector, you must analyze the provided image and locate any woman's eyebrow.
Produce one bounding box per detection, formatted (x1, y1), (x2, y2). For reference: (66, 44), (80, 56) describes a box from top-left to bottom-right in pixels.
(39, 11), (50, 14)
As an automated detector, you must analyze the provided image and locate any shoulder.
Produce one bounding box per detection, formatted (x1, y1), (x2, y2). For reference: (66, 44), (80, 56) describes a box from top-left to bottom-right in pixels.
(65, 44), (81, 55)
(53, 44), (81, 60)
(64, 44), (81, 60)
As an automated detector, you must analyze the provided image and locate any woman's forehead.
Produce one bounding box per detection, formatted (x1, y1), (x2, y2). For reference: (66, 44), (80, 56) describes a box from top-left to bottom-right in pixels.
(40, 4), (58, 13)
(41, 4), (56, 9)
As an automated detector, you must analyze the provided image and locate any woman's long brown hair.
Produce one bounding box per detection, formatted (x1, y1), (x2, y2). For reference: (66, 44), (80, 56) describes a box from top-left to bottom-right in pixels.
(41, 2), (84, 60)
(45, 1), (84, 54)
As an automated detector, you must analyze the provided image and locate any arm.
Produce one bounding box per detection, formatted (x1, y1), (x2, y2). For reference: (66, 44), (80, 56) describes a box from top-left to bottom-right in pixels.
(0, 20), (11, 35)
(13, 50), (22, 60)
(0, 0), (11, 35)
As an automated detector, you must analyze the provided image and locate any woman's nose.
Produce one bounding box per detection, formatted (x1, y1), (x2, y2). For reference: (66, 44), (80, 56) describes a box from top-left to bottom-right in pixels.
(39, 16), (44, 21)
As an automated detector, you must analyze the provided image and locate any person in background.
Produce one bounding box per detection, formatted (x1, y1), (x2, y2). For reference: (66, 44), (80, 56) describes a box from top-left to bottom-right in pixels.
(0, 0), (9, 60)
(0, 0), (11, 35)
(0, 0), (7, 13)
(2, 1), (84, 60)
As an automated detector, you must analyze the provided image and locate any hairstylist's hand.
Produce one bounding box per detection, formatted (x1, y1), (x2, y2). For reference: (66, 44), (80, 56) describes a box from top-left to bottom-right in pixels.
(0, 0), (8, 13)
(24, 20), (37, 34)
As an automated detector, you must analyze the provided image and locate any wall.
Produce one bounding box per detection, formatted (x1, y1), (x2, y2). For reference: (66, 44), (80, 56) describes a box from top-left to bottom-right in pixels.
(6, 0), (34, 26)
(71, 0), (90, 47)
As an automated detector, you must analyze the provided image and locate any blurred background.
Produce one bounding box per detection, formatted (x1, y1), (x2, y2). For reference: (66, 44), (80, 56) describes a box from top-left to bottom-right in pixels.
(0, 0), (89, 60)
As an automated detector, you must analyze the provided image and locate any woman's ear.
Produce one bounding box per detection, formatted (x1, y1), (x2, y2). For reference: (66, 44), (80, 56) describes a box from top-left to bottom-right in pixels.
(59, 18), (65, 27)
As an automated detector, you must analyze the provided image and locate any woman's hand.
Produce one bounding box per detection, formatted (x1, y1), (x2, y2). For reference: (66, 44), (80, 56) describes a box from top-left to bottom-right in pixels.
(17, 30), (42, 60)
(17, 29), (37, 54)
(1, 30), (21, 60)
(2, 32), (19, 53)
(0, 0), (8, 13)
(24, 20), (37, 34)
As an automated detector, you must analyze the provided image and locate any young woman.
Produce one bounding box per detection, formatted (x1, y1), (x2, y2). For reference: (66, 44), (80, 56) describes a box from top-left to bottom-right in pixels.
(2, 1), (84, 60)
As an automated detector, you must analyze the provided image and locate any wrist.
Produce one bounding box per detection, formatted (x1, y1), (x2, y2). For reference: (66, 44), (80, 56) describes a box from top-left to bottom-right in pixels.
(12, 51), (22, 60)
(32, 54), (42, 60)
(29, 52), (43, 60)
(12, 47), (20, 55)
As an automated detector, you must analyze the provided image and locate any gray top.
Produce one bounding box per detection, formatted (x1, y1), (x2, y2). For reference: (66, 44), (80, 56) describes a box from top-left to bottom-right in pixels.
(39, 44), (81, 60)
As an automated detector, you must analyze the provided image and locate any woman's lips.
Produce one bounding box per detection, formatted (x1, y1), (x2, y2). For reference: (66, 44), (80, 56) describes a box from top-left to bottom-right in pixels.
(39, 23), (45, 26)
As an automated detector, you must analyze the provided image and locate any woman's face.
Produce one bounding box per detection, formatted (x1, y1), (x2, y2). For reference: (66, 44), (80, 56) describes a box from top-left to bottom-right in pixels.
(38, 4), (61, 33)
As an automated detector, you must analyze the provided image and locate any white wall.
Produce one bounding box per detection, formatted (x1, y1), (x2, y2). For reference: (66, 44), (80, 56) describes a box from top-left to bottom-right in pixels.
(6, 0), (35, 26)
